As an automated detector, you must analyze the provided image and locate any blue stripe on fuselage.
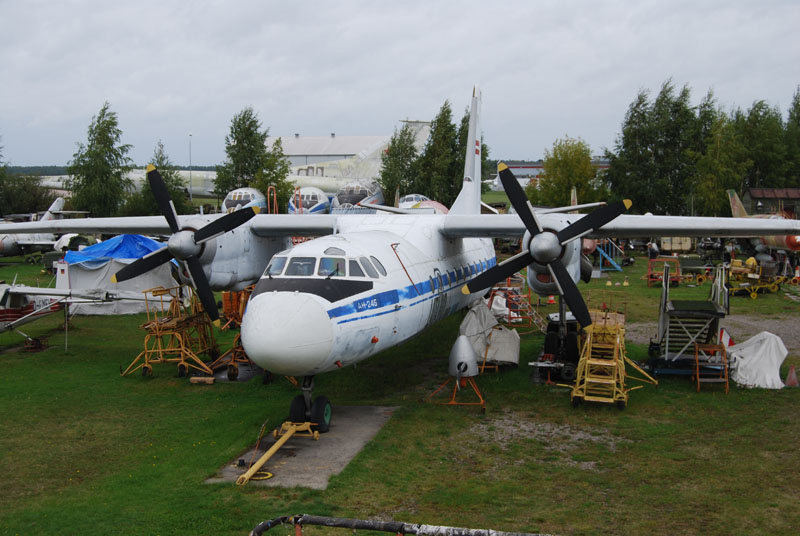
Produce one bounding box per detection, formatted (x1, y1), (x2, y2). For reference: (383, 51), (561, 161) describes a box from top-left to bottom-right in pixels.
(326, 256), (497, 324)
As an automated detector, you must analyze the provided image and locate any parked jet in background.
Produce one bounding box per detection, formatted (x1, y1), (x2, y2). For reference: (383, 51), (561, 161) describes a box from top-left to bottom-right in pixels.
(0, 198), (66, 257)
(728, 190), (800, 255)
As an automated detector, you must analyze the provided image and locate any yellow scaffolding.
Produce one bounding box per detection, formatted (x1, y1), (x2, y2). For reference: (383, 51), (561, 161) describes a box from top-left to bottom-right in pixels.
(571, 306), (656, 409)
(121, 286), (218, 377)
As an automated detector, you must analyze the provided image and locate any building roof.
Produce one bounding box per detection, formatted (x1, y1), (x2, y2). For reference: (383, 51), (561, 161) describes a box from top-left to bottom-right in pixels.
(747, 188), (800, 200)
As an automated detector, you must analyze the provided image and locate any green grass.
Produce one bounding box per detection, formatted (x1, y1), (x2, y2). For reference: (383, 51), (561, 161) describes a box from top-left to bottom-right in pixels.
(1, 257), (799, 535)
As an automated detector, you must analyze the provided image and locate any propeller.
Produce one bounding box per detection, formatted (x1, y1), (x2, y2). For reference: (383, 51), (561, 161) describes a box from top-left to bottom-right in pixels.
(111, 165), (259, 325)
(462, 163), (631, 327)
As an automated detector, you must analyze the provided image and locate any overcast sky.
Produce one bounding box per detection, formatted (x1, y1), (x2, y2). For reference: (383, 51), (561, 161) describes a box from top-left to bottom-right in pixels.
(1, 0), (798, 167)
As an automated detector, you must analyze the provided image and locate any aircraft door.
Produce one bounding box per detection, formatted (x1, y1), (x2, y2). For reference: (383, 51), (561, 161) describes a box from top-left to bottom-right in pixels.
(427, 267), (448, 327)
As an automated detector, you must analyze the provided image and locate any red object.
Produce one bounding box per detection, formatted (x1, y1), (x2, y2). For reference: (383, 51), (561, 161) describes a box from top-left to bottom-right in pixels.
(371, 336), (379, 344)
(785, 365), (799, 387)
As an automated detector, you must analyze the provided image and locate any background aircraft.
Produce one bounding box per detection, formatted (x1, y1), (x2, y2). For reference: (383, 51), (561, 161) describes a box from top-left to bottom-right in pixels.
(0, 198), (66, 257)
(728, 189), (800, 258)
(2, 89), (800, 431)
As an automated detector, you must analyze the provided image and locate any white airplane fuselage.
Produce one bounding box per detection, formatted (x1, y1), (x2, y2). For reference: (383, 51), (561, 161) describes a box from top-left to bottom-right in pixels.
(240, 214), (496, 376)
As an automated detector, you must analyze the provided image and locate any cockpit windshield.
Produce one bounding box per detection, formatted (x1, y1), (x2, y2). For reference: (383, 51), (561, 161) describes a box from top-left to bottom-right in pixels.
(262, 253), (386, 279)
(318, 257), (345, 277)
(265, 256), (287, 276)
(285, 257), (317, 276)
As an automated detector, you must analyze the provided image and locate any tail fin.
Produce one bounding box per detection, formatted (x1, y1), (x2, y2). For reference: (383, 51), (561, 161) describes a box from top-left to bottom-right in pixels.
(727, 190), (748, 218)
(449, 86), (482, 215)
(40, 198), (65, 221)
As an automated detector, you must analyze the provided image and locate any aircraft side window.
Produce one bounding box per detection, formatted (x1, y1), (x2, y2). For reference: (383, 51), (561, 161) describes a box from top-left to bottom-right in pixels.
(285, 257), (317, 277)
(265, 256), (287, 276)
(359, 256), (379, 278)
(318, 257), (345, 277)
(349, 260), (365, 277)
(370, 256), (387, 276)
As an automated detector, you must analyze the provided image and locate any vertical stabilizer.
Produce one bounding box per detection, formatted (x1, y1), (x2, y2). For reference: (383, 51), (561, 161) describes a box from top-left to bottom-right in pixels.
(449, 87), (482, 215)
(727, 190), (748, 218)
(41, 198), (65, 221)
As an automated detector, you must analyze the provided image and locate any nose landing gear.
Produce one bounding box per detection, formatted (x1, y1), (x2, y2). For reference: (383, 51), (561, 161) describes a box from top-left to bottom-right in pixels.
(288, 376), (332, 433)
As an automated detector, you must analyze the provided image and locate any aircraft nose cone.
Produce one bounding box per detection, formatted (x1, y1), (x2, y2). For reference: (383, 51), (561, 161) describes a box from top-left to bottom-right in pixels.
(241, 291), (333, 376)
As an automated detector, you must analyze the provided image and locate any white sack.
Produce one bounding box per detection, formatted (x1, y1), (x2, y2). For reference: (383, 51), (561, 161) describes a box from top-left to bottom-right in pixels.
(459, 299), (519, 365)
(728, 331), (788, 389)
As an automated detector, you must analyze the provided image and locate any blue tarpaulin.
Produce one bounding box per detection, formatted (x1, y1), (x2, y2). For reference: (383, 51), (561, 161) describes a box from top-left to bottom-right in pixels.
(63, 234), (164, 266)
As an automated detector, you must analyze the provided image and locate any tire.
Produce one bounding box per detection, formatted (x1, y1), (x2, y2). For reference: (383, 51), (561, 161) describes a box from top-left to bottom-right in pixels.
(571, 396), (583, 408)
(227, 364), (238, 381)
(310, 395), (332, 433)
(289, 395), (306, 423)
(177, 363), (188, 378)
(561, 363), (576, 382)
(142, 364), (152, 378)
(616, 400), (627, 410)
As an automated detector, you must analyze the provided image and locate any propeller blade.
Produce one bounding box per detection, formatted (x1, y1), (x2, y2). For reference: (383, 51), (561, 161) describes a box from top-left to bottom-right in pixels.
(498, 163), (542, 235)
(548, 259), (592, 328)
(461, 251), (533, 294)
(556, 199), (632, 245)
(193, 206), (259, 243)
(111, 247), (173, 283)
(184, 257), (220, 326)
(146, 165), (181, 234)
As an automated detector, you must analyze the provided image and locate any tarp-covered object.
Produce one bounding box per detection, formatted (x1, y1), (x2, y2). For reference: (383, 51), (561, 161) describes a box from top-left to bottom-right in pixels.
(459, 299), (520, 366)
(728, 331), (788, 389)
(56, 235), (177, 315)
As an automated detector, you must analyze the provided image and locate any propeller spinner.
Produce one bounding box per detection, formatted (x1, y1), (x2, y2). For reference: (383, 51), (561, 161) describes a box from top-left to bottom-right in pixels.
(111, 165), (259, 325)
(462, 163), (631, 327)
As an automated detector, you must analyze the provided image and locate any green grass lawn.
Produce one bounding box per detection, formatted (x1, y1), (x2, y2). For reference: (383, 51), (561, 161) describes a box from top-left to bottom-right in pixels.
(1, 257), (799, 535)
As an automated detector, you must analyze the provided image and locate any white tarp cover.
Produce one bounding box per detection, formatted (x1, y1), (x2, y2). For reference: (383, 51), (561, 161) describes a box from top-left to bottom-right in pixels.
(55, 259), (177, 315)
(728, 331), (788, 389)
(459, 299), (520, 366)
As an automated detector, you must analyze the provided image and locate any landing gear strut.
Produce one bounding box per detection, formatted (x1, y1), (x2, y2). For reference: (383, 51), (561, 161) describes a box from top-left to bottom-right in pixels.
(288, 376), (332, 433)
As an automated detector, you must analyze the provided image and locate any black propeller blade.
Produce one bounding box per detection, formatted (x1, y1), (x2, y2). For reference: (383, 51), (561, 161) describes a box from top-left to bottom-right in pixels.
(194, 206), (259, 243)
(112, 247), (173, 284)
(111, 165), (260, 326)
(461, 162), (631, 327)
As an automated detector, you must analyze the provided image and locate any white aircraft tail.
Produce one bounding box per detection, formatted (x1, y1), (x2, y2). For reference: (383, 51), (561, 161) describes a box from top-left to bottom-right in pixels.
(449, 87), (482, 215)
(40, 198), (65, 221)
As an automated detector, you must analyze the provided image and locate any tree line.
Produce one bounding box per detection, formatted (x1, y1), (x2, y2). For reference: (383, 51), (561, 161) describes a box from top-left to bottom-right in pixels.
(528, 80), (800, 216)
(0, 103), (292, 218)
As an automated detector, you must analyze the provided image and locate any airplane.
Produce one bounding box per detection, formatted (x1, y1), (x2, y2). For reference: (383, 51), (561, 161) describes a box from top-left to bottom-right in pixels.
(728, 190), (800, 257)
(0, 283), (147, 338)
(288, 186), (331, 215)
(221, 187), (268, 214)
(3, 88), (800, 433)
(0, 198), (69, 258)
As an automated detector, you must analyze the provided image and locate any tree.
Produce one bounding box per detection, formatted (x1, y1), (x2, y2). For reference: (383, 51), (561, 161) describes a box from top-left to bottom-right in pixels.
(733, 100), (786, 188)
(784, 86), (800, 186)
(251, 137), (292, 213)
(215, 107), (291, 211)
(67, 102), (134, 217)
(378, 122), (419, 204)
(215, 107), (269, 196)
(415, 100), (460, 206)
(526, 136), (606, 207)
(122, 140), (189, 216)
(0, 142), (57, 216)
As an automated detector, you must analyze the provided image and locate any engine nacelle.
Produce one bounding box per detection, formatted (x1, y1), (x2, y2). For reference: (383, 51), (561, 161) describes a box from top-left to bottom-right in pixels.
(522, 229), (582, 296)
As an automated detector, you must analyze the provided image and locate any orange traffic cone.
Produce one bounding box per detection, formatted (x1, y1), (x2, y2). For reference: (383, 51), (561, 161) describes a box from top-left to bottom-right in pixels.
(547, 295), (555, 305)
(785, 365), (799, 387)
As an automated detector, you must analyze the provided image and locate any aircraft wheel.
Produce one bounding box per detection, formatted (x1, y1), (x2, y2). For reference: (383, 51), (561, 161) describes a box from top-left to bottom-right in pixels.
(227, 364), (239, 381)
(310, 395), (332, 433)
(289, 395), (306, 423)
(177, 363), (188, 377)
(142, 364), (153, 378)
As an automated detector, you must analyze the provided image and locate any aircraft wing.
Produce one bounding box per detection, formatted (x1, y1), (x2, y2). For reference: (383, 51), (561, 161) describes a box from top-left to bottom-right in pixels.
(7, 286), (149, 302)
(0, 215), (207, 235)
(441, 212), (800, 239)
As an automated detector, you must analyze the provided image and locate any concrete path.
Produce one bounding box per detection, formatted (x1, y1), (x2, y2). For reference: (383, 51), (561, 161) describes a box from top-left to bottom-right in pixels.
(208, 405), (397, 490)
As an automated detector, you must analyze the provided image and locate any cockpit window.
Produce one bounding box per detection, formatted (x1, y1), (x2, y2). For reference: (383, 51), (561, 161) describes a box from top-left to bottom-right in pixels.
(349, 260), (365, 277)
(359, 256), (379, 278)
(265, 256), (287, 276)
(285, 257), (317, 276)
(324, 247), (346, 256)
(370, 256), (387, 276)
(318, 257), (345, 277)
